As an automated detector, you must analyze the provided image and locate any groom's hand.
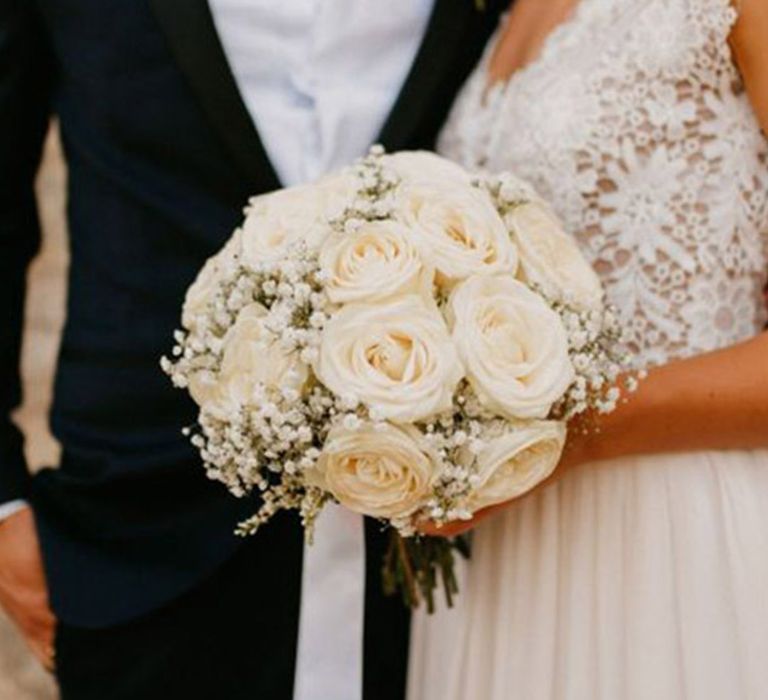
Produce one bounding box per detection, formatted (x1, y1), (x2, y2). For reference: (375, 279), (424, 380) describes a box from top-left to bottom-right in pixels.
(0, 507), (56, 671)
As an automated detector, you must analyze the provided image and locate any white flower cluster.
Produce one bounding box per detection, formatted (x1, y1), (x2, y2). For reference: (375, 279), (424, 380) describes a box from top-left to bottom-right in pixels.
(163, 148), (638, 538)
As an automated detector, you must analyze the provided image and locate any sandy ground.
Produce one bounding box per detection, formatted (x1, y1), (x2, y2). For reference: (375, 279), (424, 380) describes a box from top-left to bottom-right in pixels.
(0, 127), (67, 700)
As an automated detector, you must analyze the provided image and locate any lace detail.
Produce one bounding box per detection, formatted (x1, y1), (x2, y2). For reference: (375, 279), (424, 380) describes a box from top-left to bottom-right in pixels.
(439, 0), (768, 366)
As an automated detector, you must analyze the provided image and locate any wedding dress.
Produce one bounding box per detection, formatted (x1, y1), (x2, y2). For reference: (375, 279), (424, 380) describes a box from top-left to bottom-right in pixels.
(409, 0), (768, 698)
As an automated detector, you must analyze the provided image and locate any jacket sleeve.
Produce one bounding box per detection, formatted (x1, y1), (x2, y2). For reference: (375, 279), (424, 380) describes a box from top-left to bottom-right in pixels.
(0, 0), (54, 503)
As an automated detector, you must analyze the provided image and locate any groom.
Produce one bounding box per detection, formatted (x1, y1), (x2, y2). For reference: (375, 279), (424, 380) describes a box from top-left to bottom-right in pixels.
(0, 1), (501, 699)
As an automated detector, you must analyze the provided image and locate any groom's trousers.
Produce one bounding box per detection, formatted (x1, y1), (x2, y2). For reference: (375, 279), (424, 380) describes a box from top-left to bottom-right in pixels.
(54, 519), (410, 700)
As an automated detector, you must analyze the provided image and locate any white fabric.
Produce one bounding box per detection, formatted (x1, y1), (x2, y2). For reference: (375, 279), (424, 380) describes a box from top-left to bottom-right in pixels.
(410, 0), (768, 698)
(293, 505), (366, 700)
(209, 0), (433, 186)
(0, 499), (28, 522)
(207, 3), (433, 699)
(411, 451), (768, 700)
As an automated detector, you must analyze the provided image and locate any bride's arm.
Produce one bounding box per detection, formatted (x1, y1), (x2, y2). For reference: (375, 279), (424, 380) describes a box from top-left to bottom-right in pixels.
(566, 333), (768, 467)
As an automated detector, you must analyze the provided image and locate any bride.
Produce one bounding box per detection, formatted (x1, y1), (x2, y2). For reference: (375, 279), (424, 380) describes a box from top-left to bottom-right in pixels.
(410, 0), (768, 697)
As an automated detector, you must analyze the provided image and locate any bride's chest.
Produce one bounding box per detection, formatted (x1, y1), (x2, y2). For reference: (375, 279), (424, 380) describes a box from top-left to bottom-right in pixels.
(442, 0), (745, 192)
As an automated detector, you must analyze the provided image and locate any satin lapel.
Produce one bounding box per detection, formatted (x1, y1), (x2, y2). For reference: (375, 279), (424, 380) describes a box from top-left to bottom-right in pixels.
(148, 0), (281, 192)
(378, 0), (488, 150)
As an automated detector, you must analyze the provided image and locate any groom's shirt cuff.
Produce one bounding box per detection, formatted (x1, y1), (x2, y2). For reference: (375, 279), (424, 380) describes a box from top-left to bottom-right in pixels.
(0, 499), (28, 522)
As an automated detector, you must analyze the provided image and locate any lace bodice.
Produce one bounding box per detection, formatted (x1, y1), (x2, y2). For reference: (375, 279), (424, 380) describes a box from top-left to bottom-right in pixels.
(438, 0), (768, 366)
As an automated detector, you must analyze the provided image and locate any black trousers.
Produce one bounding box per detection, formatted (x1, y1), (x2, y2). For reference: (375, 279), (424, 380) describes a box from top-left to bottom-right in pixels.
(55, 522), (410, 700)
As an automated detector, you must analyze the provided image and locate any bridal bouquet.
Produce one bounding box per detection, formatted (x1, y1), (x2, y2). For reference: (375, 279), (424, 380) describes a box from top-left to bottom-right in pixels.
(162, 148), (635, 610)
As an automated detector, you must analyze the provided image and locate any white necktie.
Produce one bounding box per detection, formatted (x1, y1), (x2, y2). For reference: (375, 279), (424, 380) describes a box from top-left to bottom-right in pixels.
(293, 505), (366, 700)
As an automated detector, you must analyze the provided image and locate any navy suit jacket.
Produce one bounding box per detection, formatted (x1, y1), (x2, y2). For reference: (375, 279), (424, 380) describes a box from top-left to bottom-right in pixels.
(1, 0), (501, 630)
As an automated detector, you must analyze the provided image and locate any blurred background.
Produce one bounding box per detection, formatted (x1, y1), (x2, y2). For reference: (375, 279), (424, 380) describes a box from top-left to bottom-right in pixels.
(1, 125), (67, 700)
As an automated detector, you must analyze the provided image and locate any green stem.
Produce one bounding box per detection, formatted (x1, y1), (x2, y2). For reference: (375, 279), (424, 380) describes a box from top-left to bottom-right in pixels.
(397, 532), (419, 607)
(382, 531), (471, 612)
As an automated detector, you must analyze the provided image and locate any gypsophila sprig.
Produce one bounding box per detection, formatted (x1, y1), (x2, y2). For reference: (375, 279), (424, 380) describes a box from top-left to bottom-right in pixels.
(163, 147), (640, 609)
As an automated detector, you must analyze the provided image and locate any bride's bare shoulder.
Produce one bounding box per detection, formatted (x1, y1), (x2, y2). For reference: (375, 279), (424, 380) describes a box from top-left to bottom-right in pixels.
(730, 0), (768, 131)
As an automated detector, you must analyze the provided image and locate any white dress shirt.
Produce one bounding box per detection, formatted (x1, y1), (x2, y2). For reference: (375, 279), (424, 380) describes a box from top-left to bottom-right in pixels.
(0, 500), (27, 521)
(208, 0), (433, 187)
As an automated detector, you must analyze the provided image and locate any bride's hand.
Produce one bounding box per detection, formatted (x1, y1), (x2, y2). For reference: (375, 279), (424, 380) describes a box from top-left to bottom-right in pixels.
(418, 424), (594, 538)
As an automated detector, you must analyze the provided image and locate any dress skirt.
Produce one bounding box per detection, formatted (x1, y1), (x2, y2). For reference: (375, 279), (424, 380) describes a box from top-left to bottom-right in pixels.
(408, 449), (768, 700)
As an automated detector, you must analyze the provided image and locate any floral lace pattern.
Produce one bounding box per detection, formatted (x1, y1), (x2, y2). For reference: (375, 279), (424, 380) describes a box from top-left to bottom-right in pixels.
(438, 0), (768, 366)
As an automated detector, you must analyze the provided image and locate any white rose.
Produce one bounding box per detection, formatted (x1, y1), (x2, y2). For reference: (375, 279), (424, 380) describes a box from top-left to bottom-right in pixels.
(399, 182), (517, 287)
(315, 296), (464, 423)
(240, 183), (337, 267)
(448, 275), (574, 419)
(308, 422), (438, 518)
(384, 151), (471, 186)
(182, 230), (243, 330)
(507, 202), (603, 310)
(319, 220), (434, 305)
(189, 303), (308, 410)
(467, 420), (566, 511)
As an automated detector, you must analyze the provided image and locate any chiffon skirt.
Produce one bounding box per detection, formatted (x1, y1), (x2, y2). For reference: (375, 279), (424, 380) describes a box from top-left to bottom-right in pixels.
(408, 450), (768, 700)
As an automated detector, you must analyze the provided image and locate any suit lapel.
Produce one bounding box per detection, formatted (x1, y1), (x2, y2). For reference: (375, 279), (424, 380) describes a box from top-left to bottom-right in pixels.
(148, 0), (281, 192)
(378, 0), (492, 150)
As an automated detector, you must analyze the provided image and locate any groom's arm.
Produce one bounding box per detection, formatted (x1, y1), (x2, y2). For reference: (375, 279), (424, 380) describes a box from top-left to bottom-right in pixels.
(0, 3), (57, 671)
(0, 0), (54, 508)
